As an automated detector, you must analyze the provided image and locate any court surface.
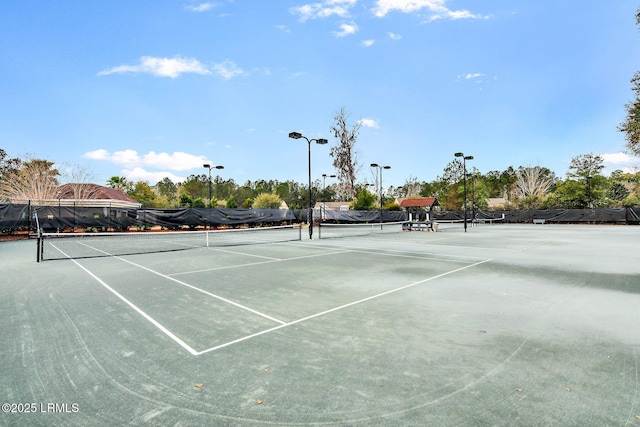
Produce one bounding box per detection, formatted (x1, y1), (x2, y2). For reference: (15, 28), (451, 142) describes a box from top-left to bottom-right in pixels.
(1, 224), (639, 426)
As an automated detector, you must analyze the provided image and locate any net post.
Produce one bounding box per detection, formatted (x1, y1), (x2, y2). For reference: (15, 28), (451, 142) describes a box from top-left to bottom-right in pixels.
(36, 236), (41, 262)
(206, 230), (210, 247)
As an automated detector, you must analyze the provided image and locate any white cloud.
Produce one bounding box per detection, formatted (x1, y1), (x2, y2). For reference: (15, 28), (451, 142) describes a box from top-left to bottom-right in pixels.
(97, 56), (212, 79)
(290, 0), (357, 22)
(362, 39), (375, 47)
(601, 152), (638, 165)
(97, 56), (246, 79)
(359, 118), (380, 128)
(387, 32), (402, 40)
(600, 152), (639, 175)
(276, 24), (291, 33)
(121, 167), (187, 184)
(185, 2), (216, 12)
(212, 60), (245, 79)
(334, 22), (358, 37)
(459, 73), (485, 80)
(84, 149), (210, 171)
(83, 149), (110, 161)
(372, 0), (487, 21)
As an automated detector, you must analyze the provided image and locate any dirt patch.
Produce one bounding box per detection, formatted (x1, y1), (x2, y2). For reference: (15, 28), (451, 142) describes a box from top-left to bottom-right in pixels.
(0, 232), (30, 241)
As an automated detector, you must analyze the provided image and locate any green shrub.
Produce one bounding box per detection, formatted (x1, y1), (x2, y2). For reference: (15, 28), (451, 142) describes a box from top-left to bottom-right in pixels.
(252, 193), (283, 209)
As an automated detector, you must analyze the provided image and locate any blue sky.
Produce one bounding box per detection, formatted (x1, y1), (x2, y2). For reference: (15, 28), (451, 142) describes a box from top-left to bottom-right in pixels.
(2, 0), (640, 189)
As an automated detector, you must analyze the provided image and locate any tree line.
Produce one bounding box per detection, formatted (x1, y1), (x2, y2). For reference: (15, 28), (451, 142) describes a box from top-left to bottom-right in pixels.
(2, 147), (639, 211)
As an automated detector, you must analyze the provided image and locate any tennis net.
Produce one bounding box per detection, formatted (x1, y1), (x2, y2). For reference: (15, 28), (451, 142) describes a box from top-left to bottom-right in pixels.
(37, 225), (302, 261)
(318, 221), (405, 239)
(433, 217), (505, 231)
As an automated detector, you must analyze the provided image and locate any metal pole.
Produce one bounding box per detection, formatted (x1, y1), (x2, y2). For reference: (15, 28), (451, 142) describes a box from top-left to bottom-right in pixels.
(322, 174), (327, 222)
(379, 167), (383, 228)
(455, 153), (472, 233)
(463, 158), (467, 233)
(308, 139), (313, 239)
(471, 173), (475, 227)
(289, 132), (327, 239)
(208, 168), (212, 208)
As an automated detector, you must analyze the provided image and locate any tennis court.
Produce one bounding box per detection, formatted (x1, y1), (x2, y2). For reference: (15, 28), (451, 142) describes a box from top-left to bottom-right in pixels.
(1, 223), (639, 426)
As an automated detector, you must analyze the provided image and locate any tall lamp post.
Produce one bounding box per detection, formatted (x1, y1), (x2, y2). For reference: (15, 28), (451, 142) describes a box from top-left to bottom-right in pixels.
(289, 132), (328, 239)
(203, 163), (224, 208)
(321, 173), (336, 221)
(454, 152), (473, 232)
(370, 163), (391, 227)
(469, 172), (477, 226)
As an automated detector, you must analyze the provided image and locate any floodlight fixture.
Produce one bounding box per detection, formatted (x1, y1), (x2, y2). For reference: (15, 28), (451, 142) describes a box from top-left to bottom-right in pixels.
(321, 173), (337, 222)
(453, 152), (473, 232)
(370, 163), (391, 227)
(203, 163), (224, 208)
(289, 131), (329, 239)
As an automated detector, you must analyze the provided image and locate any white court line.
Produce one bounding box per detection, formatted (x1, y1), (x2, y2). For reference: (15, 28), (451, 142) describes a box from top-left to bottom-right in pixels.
(195, 257), (493, 355)
(170, 249), (351, 276)
(205, 246), (281, 261)
(322, 234), (525, 253)
(348, 249), (478, 264)
(56, 240), (492, 357)
(69, 241), (288, 324)
(112, 255), (288, 325)
(49, 243), (199, 356)
(311, 241), (489, 262)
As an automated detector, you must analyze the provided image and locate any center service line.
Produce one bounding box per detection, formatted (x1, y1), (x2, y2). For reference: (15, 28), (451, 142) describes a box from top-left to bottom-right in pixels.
(196, 258), (493, 355)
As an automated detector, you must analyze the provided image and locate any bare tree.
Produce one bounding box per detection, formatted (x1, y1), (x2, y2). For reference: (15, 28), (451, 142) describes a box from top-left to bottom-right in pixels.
(514, 166), (554, 202)
(329, 107), (362, 201)
(398, 176), (422, 198)
(58, 163), (102, 199)
(0, 159), (60, 203)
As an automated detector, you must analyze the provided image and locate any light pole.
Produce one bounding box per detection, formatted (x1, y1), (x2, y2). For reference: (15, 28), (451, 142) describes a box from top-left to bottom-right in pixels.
(454, 152), (473, 232)
(57, 190), (61, 233)
(203, 163), (224, 208)
(469, 172), (477, 226)
(321, 173), (336, 221)
(289, 132), (328, 239)
(371, 163), (391, 227)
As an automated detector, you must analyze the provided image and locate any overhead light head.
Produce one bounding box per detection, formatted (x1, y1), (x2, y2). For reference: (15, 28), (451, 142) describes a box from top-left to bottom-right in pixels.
(465, 155), (474, 160)
(370, 163), (379, 167)
(383, 166), (391, 170)
(289, 132), (302, 139)
(215, 165), (224, 170)
(454, 152), (463, 157)
(203, 163), (210, 168)
(316, 138), (328, 145)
